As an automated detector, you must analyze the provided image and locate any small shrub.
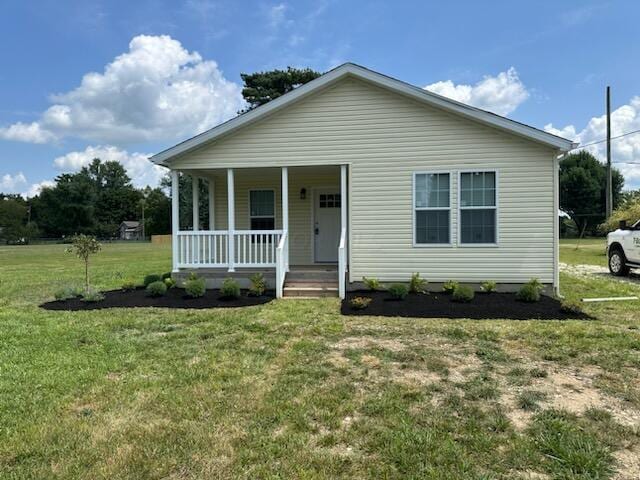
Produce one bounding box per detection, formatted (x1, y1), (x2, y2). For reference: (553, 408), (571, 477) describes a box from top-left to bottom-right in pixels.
(480, 280), (497, 293)
(81, 288), (105, 303)
(146, 281), (167, 297)
(184, 273), (206, 298)
(54, 285), (82, 301)
(161, 272), (172, 280)
(560, 299), (583, 315)
(517, 283), (541, 303)
(409, 272), (427, 293)
(530, 367), (548, 378)
(349, 296), (372, 310)
(220, 278), (240, 299)
(442, 280), (459, 294)
(121, 280), (136, 292)
(452, 285), (474, 302)
(143, 274), (162, 287)
(387, 283), (408, 300)
(248, 273), (266, 297)
(164, 277), (176, 289)
(362, 276), (381, 291)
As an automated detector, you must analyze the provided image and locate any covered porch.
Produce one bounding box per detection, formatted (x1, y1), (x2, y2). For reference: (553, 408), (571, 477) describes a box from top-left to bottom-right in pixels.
(169, 165), (348, 298)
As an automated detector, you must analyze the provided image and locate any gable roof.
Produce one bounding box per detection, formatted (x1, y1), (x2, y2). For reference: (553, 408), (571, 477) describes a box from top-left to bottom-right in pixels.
(120, 221), (140, 229)
(151, 63), (576, 165)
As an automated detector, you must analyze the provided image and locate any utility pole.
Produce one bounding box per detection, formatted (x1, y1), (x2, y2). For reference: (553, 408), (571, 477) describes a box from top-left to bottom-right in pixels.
(606, 86), (612, 218)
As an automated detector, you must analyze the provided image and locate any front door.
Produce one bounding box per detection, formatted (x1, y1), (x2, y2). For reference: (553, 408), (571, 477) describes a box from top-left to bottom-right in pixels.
(314, 190), (341, 263)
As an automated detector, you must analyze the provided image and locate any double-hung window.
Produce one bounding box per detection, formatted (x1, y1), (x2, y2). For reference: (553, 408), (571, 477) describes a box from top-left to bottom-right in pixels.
(414, 173), (450, 245)
(459, 171), (497, 245)
(249, 190), (275, 230)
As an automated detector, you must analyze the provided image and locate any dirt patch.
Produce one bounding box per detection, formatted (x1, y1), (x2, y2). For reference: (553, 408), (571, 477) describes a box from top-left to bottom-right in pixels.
(332, 336), (407, 352)
(341, 291), (591, 320)
(501, 364), (640, 430)
(613, 446), (640, 480)
(40, 287), (274, 310)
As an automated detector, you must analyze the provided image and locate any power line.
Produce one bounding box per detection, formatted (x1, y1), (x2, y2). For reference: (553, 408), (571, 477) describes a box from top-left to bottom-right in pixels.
(569, 128), (640, 150)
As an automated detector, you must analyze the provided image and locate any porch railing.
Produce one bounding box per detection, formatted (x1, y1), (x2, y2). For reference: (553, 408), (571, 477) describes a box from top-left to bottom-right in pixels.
(176, 230), (283, 269)
(338, 227), (347, 299)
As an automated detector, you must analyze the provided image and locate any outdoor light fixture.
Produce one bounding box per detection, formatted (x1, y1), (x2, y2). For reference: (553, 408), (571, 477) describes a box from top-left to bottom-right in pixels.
(300, 188), (306, 200)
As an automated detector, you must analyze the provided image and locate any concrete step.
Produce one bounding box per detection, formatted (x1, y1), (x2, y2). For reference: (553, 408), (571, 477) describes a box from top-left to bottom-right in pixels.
(283, 286), (339, 297)
(284, 280), (338, 288)
(286, 270), (338, 281)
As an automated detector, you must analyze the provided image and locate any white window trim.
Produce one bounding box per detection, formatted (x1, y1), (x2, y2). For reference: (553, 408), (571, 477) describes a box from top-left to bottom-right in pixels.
(248, 188), (277, 229)
(412, 171), (453, 247)
(457, 169), (499, 247)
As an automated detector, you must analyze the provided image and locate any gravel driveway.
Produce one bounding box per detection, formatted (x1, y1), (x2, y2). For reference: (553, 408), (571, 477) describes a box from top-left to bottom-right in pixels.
(560, 262), (640, 286)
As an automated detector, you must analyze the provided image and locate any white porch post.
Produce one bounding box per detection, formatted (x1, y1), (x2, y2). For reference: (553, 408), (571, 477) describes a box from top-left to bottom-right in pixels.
(192, 175), (199, 231)
(208, 178), (215, 230)
(171, 170), (179, 272)
(281, 167), (289, 271)
(227, 168), (235, 272)
(340, 165), (347, 234)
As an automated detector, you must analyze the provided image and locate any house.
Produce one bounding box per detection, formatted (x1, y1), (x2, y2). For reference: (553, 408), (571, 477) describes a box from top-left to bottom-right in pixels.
(151, 63), (575, 299)
(119, 221), (142, 240)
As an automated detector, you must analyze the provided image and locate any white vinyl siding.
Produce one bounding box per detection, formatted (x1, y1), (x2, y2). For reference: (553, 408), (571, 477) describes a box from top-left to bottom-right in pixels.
(172, 77), (557, 284)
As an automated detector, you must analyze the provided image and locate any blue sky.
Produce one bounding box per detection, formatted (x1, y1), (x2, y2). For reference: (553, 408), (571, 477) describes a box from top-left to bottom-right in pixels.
(1, 0), (639, 195)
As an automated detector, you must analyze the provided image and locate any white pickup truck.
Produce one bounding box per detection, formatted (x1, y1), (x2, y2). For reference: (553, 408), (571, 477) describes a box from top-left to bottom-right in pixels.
(607, 220), (640, 275)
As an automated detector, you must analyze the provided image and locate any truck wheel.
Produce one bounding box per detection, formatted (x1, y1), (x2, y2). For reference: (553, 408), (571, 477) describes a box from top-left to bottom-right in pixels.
(609, 248), (629, 276)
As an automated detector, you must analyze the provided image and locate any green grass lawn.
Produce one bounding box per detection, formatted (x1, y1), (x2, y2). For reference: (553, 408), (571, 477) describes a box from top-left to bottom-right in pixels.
(560, 237), (608, 267)
(1, 242), (639, 479)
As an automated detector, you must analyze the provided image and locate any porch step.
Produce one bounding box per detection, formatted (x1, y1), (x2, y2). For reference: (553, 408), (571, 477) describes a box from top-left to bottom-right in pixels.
(286, 270), (338, 282)
(283, 285), (339, 297)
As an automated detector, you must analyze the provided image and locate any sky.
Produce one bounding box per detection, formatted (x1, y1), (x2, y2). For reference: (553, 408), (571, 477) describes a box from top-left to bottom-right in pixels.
(1, 0), (639, 196)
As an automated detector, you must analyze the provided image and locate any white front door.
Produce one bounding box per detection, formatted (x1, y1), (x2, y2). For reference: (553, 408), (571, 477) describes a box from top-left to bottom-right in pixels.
(314, 189), (341, 263)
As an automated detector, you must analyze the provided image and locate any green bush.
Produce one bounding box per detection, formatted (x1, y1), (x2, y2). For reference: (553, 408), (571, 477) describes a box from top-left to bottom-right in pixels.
(121, 280), (137, 292)
(161, 272), (172, 280)
(81, 288), (105, 303)
(349, 296), (372, 310)
(146, 281), (167, 297)
(220, 278), (241, 299)
(517, 284), (540, 303)
(143, 274), (162, 287)
(248, 273), (266, 296)
(480, 280), (497, 293)
(362, 276), (381, 291)
(409, 272), (427, 293)
(164, 277), (176, 289)
(442, 280), (459, 294)
(560, 299), (583, 315)
(387, 283), (408, 300)
(184, 273), (206, 298)
(54, 285), (82, 301)
(452, 285), (474, 302)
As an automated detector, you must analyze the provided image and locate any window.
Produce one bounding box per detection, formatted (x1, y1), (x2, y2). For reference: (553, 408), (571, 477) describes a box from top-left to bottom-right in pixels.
(459, 171), (497, 244)
(414, 173), (450, 244)
(319, 193), (341, 209)
(249, 190), (275, 230)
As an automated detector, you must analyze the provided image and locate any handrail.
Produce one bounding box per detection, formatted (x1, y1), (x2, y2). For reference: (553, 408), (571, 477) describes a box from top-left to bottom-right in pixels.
(275, 230), (288, 298)
(338, 227), (347, 299)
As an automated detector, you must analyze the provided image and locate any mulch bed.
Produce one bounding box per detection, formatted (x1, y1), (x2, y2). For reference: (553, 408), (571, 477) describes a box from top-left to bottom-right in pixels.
(341, 290), (591, 320)
(41, 287), (275, 311)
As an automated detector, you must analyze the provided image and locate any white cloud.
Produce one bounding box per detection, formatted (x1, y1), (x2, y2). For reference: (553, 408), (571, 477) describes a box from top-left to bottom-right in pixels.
(0, 172), (27, 193)
(268, 3), (288, 28)
(0, 122), (56, 143)
(54, 145), (167, 188)
(545, 96), (640, 188)
(23, 180), (55, 198)
(425, 67), (530, 116)
(0, 35), (245, 145)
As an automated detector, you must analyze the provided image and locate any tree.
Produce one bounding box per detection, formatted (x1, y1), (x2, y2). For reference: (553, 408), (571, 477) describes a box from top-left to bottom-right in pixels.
(0, 194), (39, 244)
(142, 187), (171, 235)
(239, 67), (322, 112)
(66, 234), (101, 293)
(160, 173), (209, 230)
(560, 150), (624, 237)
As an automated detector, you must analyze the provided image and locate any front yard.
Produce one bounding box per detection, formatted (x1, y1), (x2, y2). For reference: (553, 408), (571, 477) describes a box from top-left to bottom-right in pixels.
(1, 240), (639, 479)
